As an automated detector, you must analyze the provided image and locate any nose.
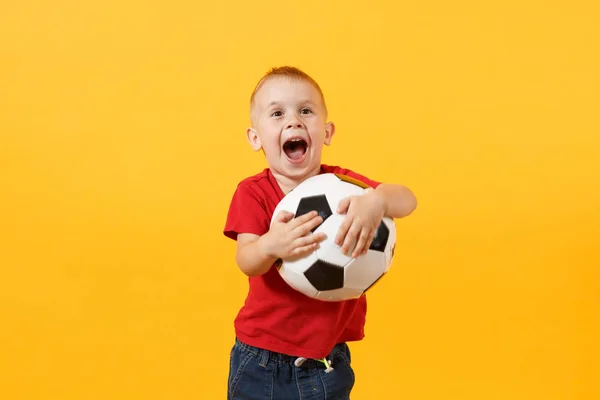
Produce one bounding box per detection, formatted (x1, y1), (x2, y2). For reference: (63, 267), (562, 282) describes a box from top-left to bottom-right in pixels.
(285, 120), (304, 130)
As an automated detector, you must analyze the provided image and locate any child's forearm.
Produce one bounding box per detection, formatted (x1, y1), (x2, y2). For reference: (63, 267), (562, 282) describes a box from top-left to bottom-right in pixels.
(374, 183), (417, 218)
(236, 234), (278, 277)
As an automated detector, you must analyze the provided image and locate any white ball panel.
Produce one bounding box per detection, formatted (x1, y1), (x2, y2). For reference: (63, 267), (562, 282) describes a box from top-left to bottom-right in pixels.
(314, 213), (353, 267)
(326, 180), (366, 214)
(344, 250), (386, 290)
(315, 287), (364, 302)
(281, 247), (319, 273)
(270, 195), (301, 228)
(279, 267), (318, 298)
(287, 173), (341, 200)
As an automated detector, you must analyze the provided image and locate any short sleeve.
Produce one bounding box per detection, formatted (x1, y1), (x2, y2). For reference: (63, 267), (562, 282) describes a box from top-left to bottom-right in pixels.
(322, 165), (381, 189)
(223, 182), (270, 241)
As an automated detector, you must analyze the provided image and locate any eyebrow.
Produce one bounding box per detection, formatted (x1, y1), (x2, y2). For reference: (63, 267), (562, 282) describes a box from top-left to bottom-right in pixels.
(265, 100), (317, 108)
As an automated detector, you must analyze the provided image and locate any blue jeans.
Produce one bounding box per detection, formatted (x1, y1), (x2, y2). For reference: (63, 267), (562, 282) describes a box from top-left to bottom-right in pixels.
(228, 339), (356, 399)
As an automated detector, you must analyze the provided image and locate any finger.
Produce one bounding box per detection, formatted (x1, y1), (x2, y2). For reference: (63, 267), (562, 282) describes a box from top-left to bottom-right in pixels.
(334, 215), (353, 246)
(362, 230), (376, 255)
(337, 196), (351, 214)
(352, 228), (372, 258)
(294, 215), (325, 237)
(275, 210), (295, 223)
(292, 242), (320, 257)
(313, 232), (327, 243)
(294, 232), (327, 249)
(289, 210), (319, 228)
(341, 223), (361, 256)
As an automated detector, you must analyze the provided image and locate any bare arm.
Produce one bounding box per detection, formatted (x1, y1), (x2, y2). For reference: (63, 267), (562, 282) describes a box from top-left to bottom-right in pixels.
(235, 233), (278, 277)
(374, 183), (417, 218)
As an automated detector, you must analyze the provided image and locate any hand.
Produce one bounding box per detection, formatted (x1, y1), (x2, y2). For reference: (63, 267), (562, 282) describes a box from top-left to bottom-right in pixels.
(261, 210), (327, 260)
(334, 189), (386, 258)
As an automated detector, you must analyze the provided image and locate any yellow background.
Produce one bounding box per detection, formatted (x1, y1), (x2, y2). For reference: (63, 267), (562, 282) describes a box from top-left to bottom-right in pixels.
(1, 0), (599, 399)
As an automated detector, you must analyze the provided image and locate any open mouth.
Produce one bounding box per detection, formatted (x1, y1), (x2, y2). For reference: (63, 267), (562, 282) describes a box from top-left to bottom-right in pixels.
(282, 138), (308, 163)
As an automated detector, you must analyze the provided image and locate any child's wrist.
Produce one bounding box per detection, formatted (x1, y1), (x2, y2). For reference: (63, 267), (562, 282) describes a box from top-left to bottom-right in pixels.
(258, 233), (276, 260)
(370, 186), (388, 215)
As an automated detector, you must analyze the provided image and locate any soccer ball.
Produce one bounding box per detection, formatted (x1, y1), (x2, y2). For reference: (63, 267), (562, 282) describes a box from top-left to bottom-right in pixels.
(270, 173), (396, 302)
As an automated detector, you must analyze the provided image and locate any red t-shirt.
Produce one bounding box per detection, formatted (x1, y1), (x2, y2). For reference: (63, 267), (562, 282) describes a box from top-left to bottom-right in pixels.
(223, 164), (381, 359)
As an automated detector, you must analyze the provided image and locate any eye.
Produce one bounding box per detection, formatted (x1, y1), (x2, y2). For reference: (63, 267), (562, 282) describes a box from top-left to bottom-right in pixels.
(300, 108), (313, 115)
(271, 110), (283, 117)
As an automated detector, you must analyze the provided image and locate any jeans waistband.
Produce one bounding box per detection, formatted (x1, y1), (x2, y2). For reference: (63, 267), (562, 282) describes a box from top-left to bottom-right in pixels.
(234, 338), (347, 365)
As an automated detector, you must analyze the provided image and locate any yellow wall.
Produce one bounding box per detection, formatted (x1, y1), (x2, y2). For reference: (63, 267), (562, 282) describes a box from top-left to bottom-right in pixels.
(1, 1), (599, 399)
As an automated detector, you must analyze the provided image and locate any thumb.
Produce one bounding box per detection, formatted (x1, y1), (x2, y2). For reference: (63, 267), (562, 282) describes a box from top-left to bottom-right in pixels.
(337, 196), (351, 214)
(275, 210), (295, 223)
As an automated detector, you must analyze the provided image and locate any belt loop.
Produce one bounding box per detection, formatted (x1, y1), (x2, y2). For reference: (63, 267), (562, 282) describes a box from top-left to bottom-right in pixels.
(258, 348), (270, 368)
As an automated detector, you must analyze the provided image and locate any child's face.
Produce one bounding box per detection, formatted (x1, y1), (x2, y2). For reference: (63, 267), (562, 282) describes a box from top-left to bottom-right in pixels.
(247, 77), (334, 182)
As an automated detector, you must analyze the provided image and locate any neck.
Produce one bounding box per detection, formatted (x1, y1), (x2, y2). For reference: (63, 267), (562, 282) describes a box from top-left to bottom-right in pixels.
(272, 165), (321, 195)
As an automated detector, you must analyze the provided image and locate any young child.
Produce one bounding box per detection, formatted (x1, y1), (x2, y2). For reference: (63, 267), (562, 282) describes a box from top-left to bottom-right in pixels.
(223, 66), (417, 399)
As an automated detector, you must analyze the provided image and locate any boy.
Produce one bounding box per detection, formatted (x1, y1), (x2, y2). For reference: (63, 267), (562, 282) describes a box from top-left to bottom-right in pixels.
(223, 66), (417, 399)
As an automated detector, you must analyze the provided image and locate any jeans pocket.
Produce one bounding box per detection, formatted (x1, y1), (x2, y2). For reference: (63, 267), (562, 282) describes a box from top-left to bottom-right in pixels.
(228, 344), (236, 391)
(337, 350), (356, 384)
(321, 346), (356, 399)
(228, 344), (256, 397)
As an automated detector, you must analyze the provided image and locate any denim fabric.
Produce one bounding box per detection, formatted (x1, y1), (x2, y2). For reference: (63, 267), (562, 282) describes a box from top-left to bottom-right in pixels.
(228, 339), (355, 400)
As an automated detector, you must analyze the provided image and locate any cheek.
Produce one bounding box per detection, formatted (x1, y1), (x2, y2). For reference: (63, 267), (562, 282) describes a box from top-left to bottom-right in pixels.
(307, 118), (326, 131)
(261, 128), (280, 144)
(263, 136), (281, 152)
(308, 127), (326, 142)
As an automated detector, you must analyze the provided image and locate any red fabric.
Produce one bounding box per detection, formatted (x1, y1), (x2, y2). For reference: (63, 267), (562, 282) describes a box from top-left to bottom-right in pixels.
(223, 164), (380, 359)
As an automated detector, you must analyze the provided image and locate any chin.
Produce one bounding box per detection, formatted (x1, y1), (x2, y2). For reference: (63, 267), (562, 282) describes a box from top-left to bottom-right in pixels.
(284, 161), (321, 179)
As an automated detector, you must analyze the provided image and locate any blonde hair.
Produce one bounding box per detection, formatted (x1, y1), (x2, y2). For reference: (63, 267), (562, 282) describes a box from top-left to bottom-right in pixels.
(250, 66), (328, 121)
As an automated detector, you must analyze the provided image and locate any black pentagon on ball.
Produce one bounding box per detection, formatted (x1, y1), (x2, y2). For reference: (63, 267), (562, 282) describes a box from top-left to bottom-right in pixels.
(294, 195), (332, 232)
(304, 260), (344, 291)
(369, 221), (389, 252)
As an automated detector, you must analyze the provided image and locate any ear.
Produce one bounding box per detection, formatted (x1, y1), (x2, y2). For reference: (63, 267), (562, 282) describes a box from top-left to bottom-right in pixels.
(324, 121), (336, 146)
(246, 127), (262, 151)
